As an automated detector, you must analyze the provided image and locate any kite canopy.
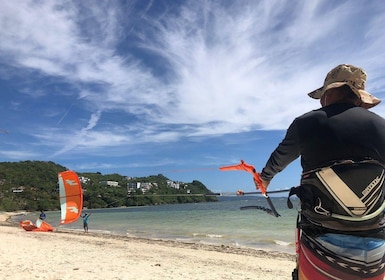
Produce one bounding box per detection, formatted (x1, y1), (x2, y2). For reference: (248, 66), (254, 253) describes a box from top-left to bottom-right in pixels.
(19, 220), (53, 232)
(58, 170), (83, 224)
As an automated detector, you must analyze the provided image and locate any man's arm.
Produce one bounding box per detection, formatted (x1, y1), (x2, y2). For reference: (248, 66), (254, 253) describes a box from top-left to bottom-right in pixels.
(260, 120), (300, 183)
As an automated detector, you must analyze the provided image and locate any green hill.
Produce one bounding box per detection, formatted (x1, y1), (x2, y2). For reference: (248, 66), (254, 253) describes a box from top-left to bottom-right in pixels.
(0, 161), (217, 211)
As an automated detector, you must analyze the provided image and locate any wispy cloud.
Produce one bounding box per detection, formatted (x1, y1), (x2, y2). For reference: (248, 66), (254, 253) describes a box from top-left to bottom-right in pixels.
(0, 0), (385, 179)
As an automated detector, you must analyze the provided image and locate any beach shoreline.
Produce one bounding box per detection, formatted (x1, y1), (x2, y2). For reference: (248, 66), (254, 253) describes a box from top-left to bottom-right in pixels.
(0, 212), (296, 279)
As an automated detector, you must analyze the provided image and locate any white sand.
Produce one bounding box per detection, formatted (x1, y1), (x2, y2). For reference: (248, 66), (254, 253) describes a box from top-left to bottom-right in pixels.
(0, 212), (296, 280)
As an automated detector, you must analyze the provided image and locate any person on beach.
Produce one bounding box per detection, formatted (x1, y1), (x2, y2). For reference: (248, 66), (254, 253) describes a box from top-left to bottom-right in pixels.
(258, 64), (385, 279)
(81, 212), (91, 233)
(39, 210), (46, 220)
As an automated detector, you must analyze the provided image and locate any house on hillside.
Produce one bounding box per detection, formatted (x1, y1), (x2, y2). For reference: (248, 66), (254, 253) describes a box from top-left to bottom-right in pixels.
(127, 182), (158, 193)
(79, 176), (90, 184)
(12, 186), (25, 193)
(99, 180), (119, 187)
(166, 180), (180, 189)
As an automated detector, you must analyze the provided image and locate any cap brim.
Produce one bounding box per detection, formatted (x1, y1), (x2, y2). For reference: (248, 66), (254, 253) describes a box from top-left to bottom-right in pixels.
(307, 83), (381, 109)
(324, 82), (381, 109)
(307, 86), (323, 99)
(357, 89), (381, 109)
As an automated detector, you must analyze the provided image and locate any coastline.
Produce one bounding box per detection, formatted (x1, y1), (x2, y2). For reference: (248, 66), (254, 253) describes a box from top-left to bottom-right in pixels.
(0, 212), (296, 279)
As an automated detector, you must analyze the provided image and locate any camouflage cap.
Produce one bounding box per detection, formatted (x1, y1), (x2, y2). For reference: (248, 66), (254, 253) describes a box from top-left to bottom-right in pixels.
(308, 64), (381, 109)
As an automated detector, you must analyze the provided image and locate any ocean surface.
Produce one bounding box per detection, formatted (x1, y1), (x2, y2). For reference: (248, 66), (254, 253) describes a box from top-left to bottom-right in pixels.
(12, 196), (300, 254)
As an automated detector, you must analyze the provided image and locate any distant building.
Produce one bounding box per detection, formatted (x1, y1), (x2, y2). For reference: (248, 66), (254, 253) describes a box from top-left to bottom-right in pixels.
(127, 182), (158, 193)
(79, 176), (90, 184)
(140, 182), (154, 193)
(127, 182), (141, 193)
(12, 186), (25, 193)
(99, 180), (119, 187)
(167, 180), (180, 189)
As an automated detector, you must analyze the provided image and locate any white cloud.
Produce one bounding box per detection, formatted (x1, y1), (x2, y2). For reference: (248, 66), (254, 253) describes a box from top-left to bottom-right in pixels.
(1, 0), (385, 159)
(0, 150), (40, 160)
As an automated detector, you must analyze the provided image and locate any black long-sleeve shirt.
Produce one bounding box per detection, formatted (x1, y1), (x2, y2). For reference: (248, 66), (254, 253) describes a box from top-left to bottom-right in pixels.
(261, 103), (385, 181)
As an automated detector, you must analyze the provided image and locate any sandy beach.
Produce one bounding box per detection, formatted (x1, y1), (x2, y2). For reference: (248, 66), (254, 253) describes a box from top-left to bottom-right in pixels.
(0, 212), (296, 280)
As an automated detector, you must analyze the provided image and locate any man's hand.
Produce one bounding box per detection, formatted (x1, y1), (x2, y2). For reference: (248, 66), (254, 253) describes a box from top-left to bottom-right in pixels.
(260, 178), (270, 190)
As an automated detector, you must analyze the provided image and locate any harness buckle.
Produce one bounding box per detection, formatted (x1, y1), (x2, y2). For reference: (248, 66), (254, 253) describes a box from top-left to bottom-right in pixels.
(314, 198), (331, 216)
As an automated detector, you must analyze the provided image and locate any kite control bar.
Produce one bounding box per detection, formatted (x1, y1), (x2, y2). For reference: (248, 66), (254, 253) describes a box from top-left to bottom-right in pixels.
(219, 160), (281, 217)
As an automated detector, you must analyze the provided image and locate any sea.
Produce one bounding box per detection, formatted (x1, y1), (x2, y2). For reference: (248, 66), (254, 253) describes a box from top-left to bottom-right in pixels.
(11, 196), (300, 255)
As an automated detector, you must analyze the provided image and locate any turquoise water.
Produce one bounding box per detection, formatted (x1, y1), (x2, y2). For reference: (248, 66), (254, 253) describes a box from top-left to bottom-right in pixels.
(12, 196), (299, 254)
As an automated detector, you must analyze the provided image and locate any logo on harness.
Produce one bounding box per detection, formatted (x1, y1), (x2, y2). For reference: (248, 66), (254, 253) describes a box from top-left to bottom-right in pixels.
(362, 175), (382, 196)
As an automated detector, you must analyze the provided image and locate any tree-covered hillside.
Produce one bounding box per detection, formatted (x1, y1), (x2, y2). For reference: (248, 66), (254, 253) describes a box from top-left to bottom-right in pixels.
(0, 161), (217, 211)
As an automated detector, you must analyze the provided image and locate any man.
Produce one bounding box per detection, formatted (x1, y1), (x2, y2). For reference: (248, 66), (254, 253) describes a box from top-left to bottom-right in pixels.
(39, 210), (46, 220)
(81, 212), (91, 233)
(259, 64), (385, 279)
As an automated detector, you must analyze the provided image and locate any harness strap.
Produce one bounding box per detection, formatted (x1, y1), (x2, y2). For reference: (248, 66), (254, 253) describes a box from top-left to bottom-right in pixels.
(329, 200), (385, 221)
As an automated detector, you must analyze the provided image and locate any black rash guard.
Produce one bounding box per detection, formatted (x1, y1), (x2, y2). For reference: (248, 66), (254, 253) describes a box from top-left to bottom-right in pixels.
(261, 103), (385, 181)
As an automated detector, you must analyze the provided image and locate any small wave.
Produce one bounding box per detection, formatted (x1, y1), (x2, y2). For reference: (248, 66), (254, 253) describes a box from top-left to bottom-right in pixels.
(207, 234), (223, 239)
(260, 238), (293, 247)
(274, 240), (292, 246)
(193, 233), (223, 239)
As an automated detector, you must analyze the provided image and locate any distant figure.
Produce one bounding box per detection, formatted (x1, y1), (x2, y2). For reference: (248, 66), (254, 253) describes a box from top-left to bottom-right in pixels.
(39, 210), (46, 220)
(81, 212), (91, 233)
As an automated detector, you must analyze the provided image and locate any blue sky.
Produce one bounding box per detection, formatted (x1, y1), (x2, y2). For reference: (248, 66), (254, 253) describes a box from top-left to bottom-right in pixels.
(1, 0), (385, 194)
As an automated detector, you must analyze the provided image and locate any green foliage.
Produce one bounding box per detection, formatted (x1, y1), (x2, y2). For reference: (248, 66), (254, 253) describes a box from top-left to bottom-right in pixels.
(0, 161), (217, 211)
(0, 161), (66, 211)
